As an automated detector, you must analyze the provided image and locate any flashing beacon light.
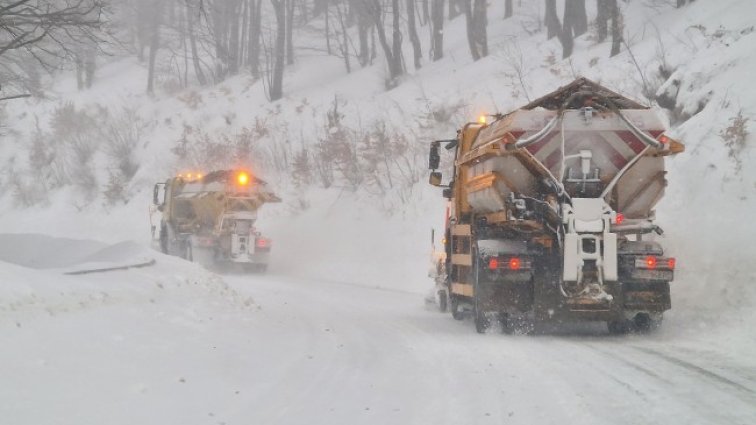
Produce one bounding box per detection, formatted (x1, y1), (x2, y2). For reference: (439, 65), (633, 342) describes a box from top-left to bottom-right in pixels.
(237, 172), (250, 185)
(478, 115), (487, 125)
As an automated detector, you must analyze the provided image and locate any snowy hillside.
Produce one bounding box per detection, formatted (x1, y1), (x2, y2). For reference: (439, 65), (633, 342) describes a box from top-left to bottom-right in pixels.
(2, 0), (754, 311)
(1, 0), (755, 423)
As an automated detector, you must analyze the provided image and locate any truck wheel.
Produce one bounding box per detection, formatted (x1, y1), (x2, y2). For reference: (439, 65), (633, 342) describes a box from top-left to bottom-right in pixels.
(634, 313), (662, 333)
(499, 313), (514, 334)
(159, 225), (169, 254)
(182, 241), (193, 262)
(608, 320), (630, 335)
(438, 290), (448, 313)
(450, 296), (464, 320)
(472, 253), (490, 334)
(474, 305), (489, 334)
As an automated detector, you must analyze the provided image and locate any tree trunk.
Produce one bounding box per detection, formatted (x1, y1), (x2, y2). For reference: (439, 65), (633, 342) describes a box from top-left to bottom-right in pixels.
(186, 0), (207, 85)
(370, 0), (404, 85)
(504, 0), (512, 19)
(610, 0), (621, 57)
(407, 0), (423, 69)
(597, 0), (608, 42)
(448, 0), (460, 19)
(544, 0), (560, 40)
(357, 4), (371, 66)
(325, 0), (332, 55)
(313, 0), (327, 16)
(286, 0), (295, 65)
(463, 0), (479, 60)
(391, 0), (405, 75)
(421, 0), (430, 26)
(228, 0), (242, 75)
(335, 1), (351, 72)
(473, 0), (487, 57)
(430, 0), (444, 61)
(84, 47), (96, 88)
(270, 0), (286, 100)
(570, 0), (587, 36)
(146, 3), (163, 94)
(248, 0), (263, 78)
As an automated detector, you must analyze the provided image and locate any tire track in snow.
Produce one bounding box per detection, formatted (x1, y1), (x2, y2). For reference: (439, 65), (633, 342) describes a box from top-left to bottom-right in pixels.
(630, 346), (756, 396)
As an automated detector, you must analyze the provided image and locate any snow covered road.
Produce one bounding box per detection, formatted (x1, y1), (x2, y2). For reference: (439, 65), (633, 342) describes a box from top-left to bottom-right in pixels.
(2, 261), (755, 425)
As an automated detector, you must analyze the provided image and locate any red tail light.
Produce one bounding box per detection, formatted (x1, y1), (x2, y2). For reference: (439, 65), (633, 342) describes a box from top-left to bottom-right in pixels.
(658, 135), (671, 144)
(615, 213), (624, 225)
(508, 257), (521, 270)
(488, 258), (499, 270)
(256, 238), (268, 248)
(635, 256), (674, 270)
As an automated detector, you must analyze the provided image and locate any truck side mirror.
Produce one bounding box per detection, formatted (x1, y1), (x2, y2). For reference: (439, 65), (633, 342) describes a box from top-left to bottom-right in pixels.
(429, 142), (440, 170)
(153, 183), (165, 207)
(429, 171), (443, 187)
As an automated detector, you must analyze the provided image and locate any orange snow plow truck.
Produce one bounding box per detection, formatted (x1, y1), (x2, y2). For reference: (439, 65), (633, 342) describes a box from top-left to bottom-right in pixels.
(428, 78), (684, 334)
(151, 169), (280, 272)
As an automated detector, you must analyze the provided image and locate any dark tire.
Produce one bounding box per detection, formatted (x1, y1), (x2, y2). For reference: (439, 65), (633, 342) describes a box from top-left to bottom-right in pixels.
(159, 225), (169, 254)
(474, 307), (489, 334)
(634, 313), (662, 333)
(608, 320), (630, 335)
(450, 295), (464, 320)
(438, 290), (448, 313)
(499, 313), (514, 334)
(472, 264), (489, 334)
(183, 241), (193, 262)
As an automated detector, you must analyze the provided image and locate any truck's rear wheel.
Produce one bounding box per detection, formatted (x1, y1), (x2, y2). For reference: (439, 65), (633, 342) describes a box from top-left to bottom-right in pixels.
(634, 313), (662, 333)
(183, 242), (193, 262)
(159, 225), (169, 254)
(608, 320), (630, 335)
(438, 290), (448, 313)
(450, 295), (464, 320)
(472, 257), (489, 334)
(499, 313), (515, 334)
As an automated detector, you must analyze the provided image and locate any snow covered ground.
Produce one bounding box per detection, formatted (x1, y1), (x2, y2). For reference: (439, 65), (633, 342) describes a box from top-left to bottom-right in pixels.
(1, 0), (755, 423)
(1, 236), (755, 425)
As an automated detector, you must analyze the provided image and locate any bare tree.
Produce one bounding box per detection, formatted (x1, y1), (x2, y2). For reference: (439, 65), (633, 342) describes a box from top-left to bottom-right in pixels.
(248, 0), (264, 78)
(596, 0), (608, 42)
(448, 0), (460, 19)
(504, 0), (513, 19)
(0, 0), (106, 93)
(355, 0), (372, 67)
(544, 0), (559, 40)
(430, 0), (444, 61)
(269, 0), (287, 100)
(406, 0), (422, 69)
(563, 0), (587, 37)
(146, 0), (165, 93)
(610, 0), (621, 57)
(369, 0), (404, 87)
(286, 0), (295, 65)
(463, 0), (487, 60)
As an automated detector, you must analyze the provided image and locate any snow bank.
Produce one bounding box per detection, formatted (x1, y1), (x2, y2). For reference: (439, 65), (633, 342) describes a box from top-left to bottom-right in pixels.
(0, 234), (256, 327)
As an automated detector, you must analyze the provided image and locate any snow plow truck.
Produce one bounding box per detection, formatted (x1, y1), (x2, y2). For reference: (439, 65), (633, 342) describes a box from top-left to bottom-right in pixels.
(151, 169), (280, 272)
(428, 78), (684, 334)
